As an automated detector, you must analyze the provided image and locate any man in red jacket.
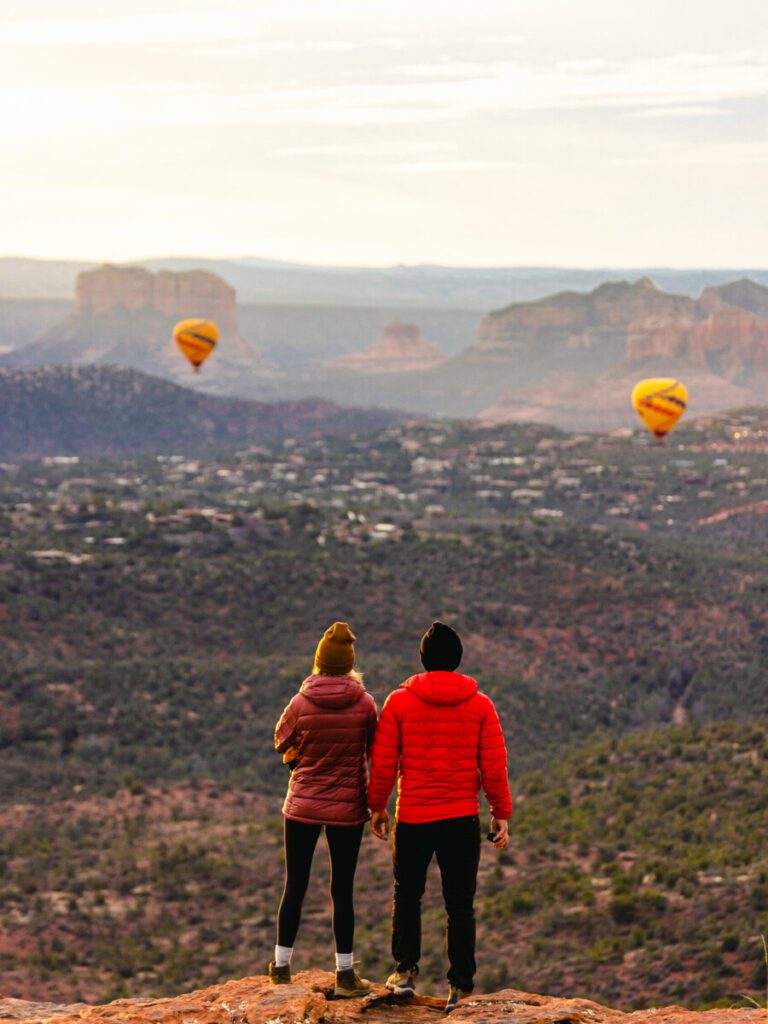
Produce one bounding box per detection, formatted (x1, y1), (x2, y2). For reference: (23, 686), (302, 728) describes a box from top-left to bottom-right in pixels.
(368, 622), (512, 1013)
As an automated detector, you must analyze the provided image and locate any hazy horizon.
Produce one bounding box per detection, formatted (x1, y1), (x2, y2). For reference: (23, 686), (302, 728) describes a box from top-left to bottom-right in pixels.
(2, 253), (768, 273)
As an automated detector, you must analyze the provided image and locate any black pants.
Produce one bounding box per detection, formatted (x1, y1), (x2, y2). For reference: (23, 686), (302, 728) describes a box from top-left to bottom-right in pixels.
(392, 814), (481, 992)
(277, 818), (365, 952)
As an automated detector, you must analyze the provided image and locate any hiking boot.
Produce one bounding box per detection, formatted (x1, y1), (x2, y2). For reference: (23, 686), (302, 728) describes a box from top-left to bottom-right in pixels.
(445, 986), (471, 1014)
(334, 966), (372, 998)
(268, 961), (292, 985)
(385, 969), (417, 995)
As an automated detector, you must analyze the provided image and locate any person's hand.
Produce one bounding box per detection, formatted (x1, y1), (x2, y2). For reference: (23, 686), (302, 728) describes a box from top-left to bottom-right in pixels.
(371, 809), (390, 840)
(282, 746), (299, 769)
(490, 818), (509, 850)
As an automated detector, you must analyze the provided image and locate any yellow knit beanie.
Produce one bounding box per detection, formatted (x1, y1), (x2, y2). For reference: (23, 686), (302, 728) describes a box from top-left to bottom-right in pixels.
(315, 621), (356, 675)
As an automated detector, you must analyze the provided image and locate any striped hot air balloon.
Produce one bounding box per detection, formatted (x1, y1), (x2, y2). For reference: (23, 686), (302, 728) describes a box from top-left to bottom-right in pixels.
(173, 319), (219, 372)
(631, 378), (688, 442)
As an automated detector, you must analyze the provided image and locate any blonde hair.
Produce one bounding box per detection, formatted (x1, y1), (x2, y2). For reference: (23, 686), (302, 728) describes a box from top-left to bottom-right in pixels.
(313, 662), (364, 684)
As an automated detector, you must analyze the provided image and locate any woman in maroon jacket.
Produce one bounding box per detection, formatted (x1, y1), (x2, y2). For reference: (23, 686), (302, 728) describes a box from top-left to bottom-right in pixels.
(270, 621), (377, 998)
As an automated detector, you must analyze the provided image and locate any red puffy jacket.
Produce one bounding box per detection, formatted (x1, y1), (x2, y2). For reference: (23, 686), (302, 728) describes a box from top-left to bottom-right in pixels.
(367, 671), (512, 825)
(275, 674), (377, 826)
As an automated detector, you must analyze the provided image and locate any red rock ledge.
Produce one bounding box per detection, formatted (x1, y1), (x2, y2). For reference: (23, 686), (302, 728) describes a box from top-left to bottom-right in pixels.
(1, 971), (765, 1024)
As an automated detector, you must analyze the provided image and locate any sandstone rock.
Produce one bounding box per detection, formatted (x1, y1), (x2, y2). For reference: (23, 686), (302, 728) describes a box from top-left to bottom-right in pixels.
(330, 320), (445, 374)
(624, 317), (702, 362)
(700, 278), (768, 318)
(475, 280), (696, 353)
(474, 277), (768, 428)
(308, 276), (768, 425)
(76, 266), (239, 340)
(1, 972), (766, 1024)
(0, 997), (88, 1022)
(479, 276), (768, 389)
(8, 266), (262, 394)
(627, 307), (768, 381)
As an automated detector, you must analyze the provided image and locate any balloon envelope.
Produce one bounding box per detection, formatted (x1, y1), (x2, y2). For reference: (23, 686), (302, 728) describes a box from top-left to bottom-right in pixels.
(631, 378), (688, 439)
(173, 319), (219, 371)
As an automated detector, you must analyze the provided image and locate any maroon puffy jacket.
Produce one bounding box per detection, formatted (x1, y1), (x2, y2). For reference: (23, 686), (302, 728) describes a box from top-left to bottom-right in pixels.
(275, 674), (378, 826)
(367, 671), (512, 825)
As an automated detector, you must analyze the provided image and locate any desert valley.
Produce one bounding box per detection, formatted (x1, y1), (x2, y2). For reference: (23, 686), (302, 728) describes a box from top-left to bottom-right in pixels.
(2, 261), (766, 432)
(1, 355), (767, 1007)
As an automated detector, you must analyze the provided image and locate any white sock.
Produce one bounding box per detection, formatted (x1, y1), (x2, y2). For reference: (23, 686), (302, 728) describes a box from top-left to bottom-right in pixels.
(275, 945), (293, 968)
(336, 952), (354, 971)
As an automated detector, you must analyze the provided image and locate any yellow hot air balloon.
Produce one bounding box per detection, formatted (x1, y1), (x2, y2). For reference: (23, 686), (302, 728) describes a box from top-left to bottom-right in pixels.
(631, 378), (688, 441)
(173, 318), (219, 372)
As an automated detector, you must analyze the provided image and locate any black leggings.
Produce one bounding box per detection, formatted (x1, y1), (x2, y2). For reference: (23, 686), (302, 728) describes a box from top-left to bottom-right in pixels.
(277, 818), (365, 952)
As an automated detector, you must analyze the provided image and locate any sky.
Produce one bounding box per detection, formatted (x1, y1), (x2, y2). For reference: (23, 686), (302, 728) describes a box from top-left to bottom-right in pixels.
(2, 0), (767, 266)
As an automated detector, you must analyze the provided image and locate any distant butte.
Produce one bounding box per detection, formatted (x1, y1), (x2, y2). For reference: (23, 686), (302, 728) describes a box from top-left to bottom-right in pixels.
(4, 264), (262, 391)
(474, 278), (768, 428)
(76, 264), (239, 338)
(627, 300), (768, 377)
(329, 318), (445, 373)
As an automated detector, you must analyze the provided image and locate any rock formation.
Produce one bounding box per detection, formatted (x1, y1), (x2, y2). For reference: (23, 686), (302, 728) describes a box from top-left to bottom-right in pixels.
(3, 265), (262, 394)
(476, 278), (768, 428)
(475, 279), (696, 355)
(1, 971), (765, 1024)
(4, 272), (768, 425)
(627, 303), (768, 382)
(329, 319), (445, 373)
(390, 279), (701, 421)
(270, 278), (768, 425)
(701, 277), (768, 318)
(473, 277), (768, 389)
(75, 265), (240, 339)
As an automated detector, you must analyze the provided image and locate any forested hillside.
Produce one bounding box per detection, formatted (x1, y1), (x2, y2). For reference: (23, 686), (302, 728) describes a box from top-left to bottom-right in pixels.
(1, 410), (767, 1008)
(0, 366), (399, 457)
(1, 725), (765, 1009)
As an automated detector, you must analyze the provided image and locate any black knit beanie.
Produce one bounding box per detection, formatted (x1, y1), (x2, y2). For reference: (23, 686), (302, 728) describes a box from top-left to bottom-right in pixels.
(420, 621), (463, 671)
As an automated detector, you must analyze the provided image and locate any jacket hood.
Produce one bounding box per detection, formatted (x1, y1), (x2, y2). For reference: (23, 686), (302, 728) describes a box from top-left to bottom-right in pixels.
(403, 671), (478, 706)
(300, 674), (367, 709)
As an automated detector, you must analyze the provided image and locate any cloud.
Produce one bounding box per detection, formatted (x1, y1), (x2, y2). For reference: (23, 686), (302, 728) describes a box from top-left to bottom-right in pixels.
(610, 142), (768, 165)
(380, 50), (768, 116)
(142, 50), (768, 127)
(268, 142), (458, 159)
(3, 5), (766, 131)
(628, 105), (726, 119)
(378, 159), (527, 174)
(265, 144), (530, 174)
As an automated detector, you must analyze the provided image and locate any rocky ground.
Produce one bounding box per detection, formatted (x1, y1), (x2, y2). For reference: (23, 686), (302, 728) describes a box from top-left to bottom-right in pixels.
(2, 972), (766, 1024)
